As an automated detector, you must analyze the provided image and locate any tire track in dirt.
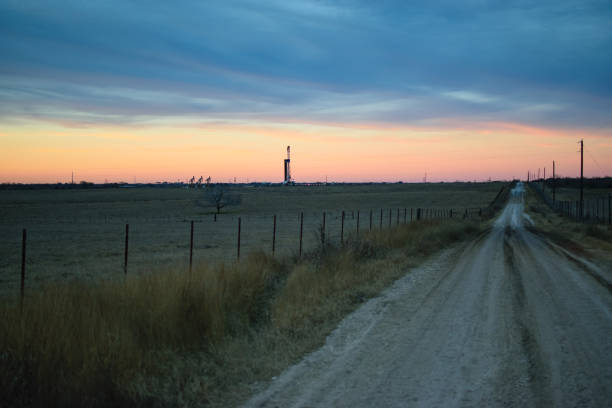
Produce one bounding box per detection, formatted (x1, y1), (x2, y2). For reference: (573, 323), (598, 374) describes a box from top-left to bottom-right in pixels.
(244, 183), (612, 408)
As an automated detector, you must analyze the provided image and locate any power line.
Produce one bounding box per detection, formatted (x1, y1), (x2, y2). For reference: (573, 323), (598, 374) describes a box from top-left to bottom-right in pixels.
(585, 147), (605, 175)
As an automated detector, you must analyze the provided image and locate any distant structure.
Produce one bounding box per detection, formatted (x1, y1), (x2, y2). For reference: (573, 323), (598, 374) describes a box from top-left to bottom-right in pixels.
(189, 176), (204, 188)
(283, 146), (294, 184)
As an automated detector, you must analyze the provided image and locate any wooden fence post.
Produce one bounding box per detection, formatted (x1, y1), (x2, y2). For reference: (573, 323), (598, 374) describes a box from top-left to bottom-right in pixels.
(341, 211), (345, 245)
(272, 215), (277, 255)
(21, 229), (26, 311)
(417, 208), (421, 220)
(357, 210), (360, 236)
(299, 212), (304, 257)
(411, 208), (413, 221)
(379, 209), (383, 230)
(237, 217), (241, 260)
(124, 223), (129, 275)
(404, 208), (407, 224)
(369, 209), (372, 231)
(189, 220), (194, 273)
(396, 208), (400, 225)
(388, 208), (392, 228)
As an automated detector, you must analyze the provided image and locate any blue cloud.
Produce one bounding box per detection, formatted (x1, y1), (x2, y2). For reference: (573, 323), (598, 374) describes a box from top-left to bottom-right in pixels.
(0, 0), (611, 129)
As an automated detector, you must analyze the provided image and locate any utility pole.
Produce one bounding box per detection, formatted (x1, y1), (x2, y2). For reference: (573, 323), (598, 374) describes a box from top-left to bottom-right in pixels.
(543, 167), (546, 190)
(552, 161), (556, 204)
(580, 139), (584, 220)
(527, 171), (530, 183)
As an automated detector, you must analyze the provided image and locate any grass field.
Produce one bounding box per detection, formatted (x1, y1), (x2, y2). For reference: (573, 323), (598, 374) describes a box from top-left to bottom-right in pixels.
(0, 182), (504, 297)
(0, 182), (514, 407)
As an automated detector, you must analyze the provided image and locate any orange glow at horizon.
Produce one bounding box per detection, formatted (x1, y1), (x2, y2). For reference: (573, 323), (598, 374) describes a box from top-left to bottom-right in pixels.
(1, 119), (611, 184)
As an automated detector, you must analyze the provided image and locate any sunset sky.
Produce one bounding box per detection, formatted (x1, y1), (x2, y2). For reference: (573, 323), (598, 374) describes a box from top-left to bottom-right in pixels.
(1, 1), (611, 183)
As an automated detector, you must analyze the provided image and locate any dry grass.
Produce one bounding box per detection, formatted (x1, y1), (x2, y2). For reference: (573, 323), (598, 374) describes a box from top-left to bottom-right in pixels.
(0, 216), (485, 407)
(525, 186), (612, 262)
(0, 183), (503, 295)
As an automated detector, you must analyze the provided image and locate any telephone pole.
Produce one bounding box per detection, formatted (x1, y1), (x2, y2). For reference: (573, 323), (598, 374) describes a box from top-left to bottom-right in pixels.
(580, 139), (584, 220)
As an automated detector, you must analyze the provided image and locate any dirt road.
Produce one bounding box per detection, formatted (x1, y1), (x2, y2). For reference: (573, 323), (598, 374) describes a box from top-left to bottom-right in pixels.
(245, 183), (612, 407)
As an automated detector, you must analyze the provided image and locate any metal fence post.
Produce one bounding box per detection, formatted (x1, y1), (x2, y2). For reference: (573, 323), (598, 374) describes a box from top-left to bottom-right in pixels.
(189, 220), (194, 273)
(272, 215), (276, 255)
(21, 229), (26, 311)
(237, 217), (241, 260)
(341, 210), (345, 245)
(124, 223), (129, 275)
(299, 212), (304, 257)
(322, 212), (326, 245)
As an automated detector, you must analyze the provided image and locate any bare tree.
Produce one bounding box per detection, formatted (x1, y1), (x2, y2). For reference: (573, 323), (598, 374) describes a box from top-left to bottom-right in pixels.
(204, 185), (241, 214)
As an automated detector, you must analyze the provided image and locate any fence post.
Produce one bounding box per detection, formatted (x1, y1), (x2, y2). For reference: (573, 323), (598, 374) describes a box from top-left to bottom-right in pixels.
(189, 220), (194, 273)
(369, 209), (372, 231)
(341, 211), (345, 245)
(237, 217), (241, 260)
(576, 201), (579, 221)
(272, 215), (277, 255)
(417, 208), (421, 220)
(411, 208), (413, 221)
(404, 208), (407, 224)
(124, 223), (129, 275)
(214, 213), (217, 222)
(299, 212), (304, 257)
(357, 210), (360, 236)
(388, 208), (392, 228)
(396, 208), (400, 225)
(380, 208), (383, 229)
(21, 229), (26, 311)
(322, 212), (326, 245)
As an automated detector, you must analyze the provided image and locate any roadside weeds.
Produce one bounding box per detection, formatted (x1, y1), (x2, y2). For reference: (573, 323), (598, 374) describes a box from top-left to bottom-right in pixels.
(1, 219), (486, 407)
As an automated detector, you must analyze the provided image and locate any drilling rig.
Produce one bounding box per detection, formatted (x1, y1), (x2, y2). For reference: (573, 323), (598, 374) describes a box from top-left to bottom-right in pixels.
(283, 146), (294, 185)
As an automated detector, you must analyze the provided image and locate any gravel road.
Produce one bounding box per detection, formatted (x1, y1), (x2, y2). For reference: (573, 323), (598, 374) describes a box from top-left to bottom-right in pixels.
(244, 183), (612, 407)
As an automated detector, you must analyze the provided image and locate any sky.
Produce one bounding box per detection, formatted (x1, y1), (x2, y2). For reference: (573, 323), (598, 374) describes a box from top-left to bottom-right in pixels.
(1, 0), (611, 183)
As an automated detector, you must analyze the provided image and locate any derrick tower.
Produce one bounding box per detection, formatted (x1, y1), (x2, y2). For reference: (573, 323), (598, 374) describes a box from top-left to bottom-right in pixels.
(283, 146), (292, 184)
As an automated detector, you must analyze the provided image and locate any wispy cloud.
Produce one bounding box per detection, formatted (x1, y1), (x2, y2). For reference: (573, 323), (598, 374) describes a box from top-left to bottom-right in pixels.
(0, 1), (611, 133)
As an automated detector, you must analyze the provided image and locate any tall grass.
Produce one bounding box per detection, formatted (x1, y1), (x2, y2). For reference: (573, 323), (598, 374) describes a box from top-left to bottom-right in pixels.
(1, 218), (483, 407)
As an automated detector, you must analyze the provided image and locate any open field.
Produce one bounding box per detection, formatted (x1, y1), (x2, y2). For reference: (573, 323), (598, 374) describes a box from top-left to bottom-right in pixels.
(1, 211), (492, 407)
(0, 182), (504, 296)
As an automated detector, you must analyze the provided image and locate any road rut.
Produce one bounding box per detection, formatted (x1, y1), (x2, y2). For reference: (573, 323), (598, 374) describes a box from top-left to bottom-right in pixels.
(245, 183), (612, 407)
